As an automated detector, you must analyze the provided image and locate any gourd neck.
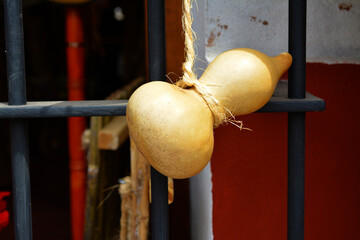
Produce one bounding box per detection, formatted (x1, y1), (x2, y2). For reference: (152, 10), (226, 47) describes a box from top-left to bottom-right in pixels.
(271, 52), (293, 78)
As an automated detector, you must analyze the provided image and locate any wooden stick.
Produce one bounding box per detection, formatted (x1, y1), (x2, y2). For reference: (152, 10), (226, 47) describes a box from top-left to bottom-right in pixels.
(119, 138), (151, 240)
(98, 116), (128, 150)
(84, 77), (145, 240)
(119, 176), (132, 240)
(129, 137), (150, 240)
(84, 116), (103, 240)
(97, 77), (144, 151)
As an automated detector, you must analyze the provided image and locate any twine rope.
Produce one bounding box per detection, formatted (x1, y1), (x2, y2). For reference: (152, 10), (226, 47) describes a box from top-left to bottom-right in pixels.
(176, 0), (229, 127)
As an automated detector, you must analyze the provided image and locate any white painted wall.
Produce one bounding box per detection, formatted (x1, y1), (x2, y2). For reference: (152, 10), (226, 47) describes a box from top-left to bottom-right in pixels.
(189, 0), (214, 240)
(205, 0), (360, 64)
(190, 164), (214, 240)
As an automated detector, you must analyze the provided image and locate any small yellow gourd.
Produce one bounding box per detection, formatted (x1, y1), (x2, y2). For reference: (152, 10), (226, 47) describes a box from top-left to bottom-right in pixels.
(126, 48), (292, 179)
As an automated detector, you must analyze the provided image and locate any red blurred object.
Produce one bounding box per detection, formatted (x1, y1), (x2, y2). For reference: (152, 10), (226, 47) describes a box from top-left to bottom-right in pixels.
(66, 7), (87, 240)
(0, 192), (10, 231)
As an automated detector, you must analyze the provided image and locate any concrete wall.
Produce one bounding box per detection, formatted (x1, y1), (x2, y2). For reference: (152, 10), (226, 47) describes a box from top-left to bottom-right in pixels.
(205, 0), (360, 64)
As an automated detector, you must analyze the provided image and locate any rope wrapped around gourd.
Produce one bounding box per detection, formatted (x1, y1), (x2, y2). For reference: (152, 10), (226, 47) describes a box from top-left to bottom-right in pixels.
(176, 0), (240, 128)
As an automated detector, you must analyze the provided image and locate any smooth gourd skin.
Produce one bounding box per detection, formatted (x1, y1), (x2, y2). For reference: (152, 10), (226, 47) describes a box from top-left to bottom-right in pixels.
(199, 48), (292, 116)
(127, 82), (214, 179)
(127, 48), (292, 179)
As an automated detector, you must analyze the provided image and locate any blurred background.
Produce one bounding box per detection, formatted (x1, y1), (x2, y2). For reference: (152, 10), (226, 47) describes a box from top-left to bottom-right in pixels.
(0, 0), (188, 239)
(1, 0), (360, 240)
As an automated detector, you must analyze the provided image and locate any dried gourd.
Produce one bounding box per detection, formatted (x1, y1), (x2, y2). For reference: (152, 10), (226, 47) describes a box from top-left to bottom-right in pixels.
(127, 48), (292, 179)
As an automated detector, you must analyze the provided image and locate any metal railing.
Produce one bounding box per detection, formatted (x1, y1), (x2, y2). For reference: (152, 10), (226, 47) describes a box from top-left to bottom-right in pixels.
(0, 0), (324, 240)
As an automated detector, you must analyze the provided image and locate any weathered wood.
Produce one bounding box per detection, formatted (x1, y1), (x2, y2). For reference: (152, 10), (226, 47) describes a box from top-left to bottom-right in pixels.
(119, 138), (153, 240)
(119, 177), (132, 240)
(98, 116), (128, 150)
(130, 137), (150, 240)
(84, 77), (145, 240)
(96, 77), (145, 151)
(84, 116), (103, 240)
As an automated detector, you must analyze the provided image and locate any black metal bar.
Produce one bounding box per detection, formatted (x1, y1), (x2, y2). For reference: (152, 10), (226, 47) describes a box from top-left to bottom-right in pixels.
(0, 92), (326, 118)
(289, 0), (306, 99)
(4, 0), (27, 105)
(257, 94), (323, 113)
(0, 100), (128, 118)
(9, 119), (32, 240)
(150, 168), (169, 240)
(287, 112), (305, 240)
(148, 0), (166, 82)
(3, 1), (33, 240)
(147, 0), (169, 239)
(288, 1), (307, 240)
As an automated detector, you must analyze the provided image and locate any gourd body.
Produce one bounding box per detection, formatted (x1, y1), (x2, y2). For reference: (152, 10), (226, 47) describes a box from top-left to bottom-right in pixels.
(127, 48), (292, 179)
(126, 82), (214, 179)
(199, 48), (292, 117)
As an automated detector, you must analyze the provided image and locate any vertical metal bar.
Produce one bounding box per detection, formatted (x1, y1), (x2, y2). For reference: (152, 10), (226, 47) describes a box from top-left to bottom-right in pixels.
(287, 112), (305, 240)
(147, 0), (169, 240)
(150, 168), (169, 240)
(9, 119), (32, 240)
(3, 1), (33, 240)
(289, 0), (306, 99)
(288, 0), (306, 240)
(4, 0), (27, 105)
(147, 0), (166, 81)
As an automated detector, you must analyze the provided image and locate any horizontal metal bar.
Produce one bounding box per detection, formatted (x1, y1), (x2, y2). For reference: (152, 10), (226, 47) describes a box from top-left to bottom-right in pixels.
(0, 83), (324, 119)
(257, 80), (324, 113)
(0, 95), (324, 119)
(257, 93), (324, 113)
(0, 100), (127, 118)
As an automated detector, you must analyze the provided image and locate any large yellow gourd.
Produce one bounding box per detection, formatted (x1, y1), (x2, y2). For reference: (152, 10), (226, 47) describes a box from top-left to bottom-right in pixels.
(126, 48), (292, 179)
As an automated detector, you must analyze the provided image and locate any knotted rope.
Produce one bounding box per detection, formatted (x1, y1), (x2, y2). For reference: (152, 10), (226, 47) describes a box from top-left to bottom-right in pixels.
(175, 0), (239, 128)
(175, 0), (226, 127)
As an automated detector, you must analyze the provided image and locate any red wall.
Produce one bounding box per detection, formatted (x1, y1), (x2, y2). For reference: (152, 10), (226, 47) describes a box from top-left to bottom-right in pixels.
(211, 63), (360, 239)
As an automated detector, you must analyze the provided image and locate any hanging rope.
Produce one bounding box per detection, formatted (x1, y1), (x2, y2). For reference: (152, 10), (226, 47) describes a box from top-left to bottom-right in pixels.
(177, 0), (197, 88)
(175, 0), (225, 127)
(176, 0), (244, 128)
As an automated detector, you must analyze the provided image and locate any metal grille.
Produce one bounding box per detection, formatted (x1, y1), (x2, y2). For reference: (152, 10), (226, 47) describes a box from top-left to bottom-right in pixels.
(0, 0), (324, 240)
